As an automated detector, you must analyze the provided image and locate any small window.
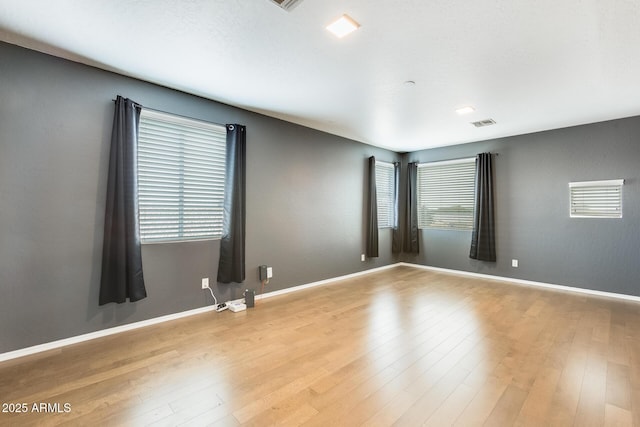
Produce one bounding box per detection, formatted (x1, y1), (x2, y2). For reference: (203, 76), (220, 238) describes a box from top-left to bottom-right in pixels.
(569, 179), (624, 218)
(376, 161), (396, 228)
(137, 109), (226, 243)
(417, 158), (476, 230)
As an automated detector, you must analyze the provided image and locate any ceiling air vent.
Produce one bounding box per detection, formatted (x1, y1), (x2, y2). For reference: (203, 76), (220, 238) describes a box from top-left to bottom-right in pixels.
(471, 119), (496, 128)
(269, 0), (303, 11)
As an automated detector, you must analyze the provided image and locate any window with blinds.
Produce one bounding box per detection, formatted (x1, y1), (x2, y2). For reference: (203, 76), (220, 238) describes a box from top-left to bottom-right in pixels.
(376, 161), (396, 228)
(417, 158), (476, 230)
(137, 109), (226, 243)
(569, 179), (623, 218)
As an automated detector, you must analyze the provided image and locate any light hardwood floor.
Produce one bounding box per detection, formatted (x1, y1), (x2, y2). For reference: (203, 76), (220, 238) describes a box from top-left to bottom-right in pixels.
(1, 265), (639, 426)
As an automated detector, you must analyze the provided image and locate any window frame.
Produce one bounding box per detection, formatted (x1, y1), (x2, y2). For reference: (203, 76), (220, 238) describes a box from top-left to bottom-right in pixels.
(417, 157), (476, 231)
(375, 161), (396, 229)
(137, 109), (227, 244)
(569, 179), (624, 219)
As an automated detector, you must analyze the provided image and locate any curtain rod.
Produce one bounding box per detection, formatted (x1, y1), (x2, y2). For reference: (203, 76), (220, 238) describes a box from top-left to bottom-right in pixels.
(410, 152), (499, 164)
(376, 159), (400, 166)
(111, 97), (142, 109)
(112, 98), (223, 126)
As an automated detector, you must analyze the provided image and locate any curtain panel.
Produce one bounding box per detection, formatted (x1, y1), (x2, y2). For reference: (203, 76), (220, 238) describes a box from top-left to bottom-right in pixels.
(391, 162), (402, 253)
(366, 156), (379, 258)
(217, 124), (247, 283)
(99, 96), (147, 305)
(403, 162), (419, 254)
(469, 152), (496, 262)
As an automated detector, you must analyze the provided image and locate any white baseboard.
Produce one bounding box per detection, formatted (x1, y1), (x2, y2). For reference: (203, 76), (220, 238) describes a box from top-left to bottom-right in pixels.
(398, 262), (640, 303)
(4, 262), (636, 363)
(0, 305), (217, 363)
(0, 264), (397, 363)
(256, 263), (399, 301)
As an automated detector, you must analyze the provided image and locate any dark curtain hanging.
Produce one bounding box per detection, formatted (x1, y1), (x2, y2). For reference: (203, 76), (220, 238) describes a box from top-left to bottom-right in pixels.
(217, 124), (247, 283)
(392, 162), (402, 253)
(403, 162), (419, 254)
(366, 156), (379, 258)
(470, 152), (496, 261)
(99, 96), (147, 305)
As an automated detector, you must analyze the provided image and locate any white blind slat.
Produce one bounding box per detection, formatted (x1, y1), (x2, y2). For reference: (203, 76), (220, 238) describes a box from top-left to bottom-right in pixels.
(569, 180), (623, 218)
(417, 159), (475, 230)
(375, 162), (396, 228)
(138, 109), (227, 243)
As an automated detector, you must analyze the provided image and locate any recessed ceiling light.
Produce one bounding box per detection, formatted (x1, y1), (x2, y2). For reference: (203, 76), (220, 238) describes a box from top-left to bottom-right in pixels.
(326, 15), (360, 38)
(456, 106), (476, 115)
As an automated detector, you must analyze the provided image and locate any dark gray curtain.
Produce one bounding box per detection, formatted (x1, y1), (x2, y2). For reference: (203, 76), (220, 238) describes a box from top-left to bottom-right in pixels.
(403, 162), (419, 254)
(99, 96), (147, 305)
(470, 152), (496, 261)
(392, 162), (401, 253)
(217, 124), (246, 283)
(366, 156), (379, 258)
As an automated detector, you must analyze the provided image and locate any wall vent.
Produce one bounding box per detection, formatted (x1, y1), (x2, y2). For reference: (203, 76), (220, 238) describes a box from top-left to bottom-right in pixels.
(269, 0), (304, 11)
(471, 119), (496, 128)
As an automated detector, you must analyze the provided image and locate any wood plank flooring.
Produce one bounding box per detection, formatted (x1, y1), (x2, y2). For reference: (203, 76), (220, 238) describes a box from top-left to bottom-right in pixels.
(1, 265), (639, 426)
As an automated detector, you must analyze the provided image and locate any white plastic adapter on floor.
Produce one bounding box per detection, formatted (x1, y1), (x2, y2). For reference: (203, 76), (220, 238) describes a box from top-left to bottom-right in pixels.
(227, 302), (247, 312)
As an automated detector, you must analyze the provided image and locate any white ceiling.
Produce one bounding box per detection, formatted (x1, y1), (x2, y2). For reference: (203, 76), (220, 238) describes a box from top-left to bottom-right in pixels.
(1, 0), (639, 152)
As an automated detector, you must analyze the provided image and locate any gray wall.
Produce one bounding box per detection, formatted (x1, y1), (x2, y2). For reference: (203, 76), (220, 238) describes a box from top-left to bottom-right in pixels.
(0, 42), (399, 353)
(402, 117), (640, 297)
(2, 39), (638, 355)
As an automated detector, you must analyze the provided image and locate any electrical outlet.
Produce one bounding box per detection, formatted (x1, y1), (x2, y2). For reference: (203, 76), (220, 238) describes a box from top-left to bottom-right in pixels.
(512, 259), (519, 268)
(201, 277), (209, 289)
(361, 254), (365, 262)
(266, 267), (273, 279)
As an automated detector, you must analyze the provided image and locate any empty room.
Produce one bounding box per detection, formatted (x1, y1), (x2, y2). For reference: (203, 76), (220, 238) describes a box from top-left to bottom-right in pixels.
(1, 1), (639, 426)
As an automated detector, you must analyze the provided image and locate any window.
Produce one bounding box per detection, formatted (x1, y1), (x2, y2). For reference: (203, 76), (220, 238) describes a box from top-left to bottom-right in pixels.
(417, 158), (475, 230)
(569, 179), (623, 218)
(376, 161), (396, 228)
(137, 109), (226, 243)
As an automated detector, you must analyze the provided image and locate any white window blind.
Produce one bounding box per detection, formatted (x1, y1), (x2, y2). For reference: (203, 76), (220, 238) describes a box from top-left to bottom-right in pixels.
(376, 161), (395, 228)
(138, 109), (226, 243)
(569, 179), (623, 218)
(417, 158), (476, 230)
